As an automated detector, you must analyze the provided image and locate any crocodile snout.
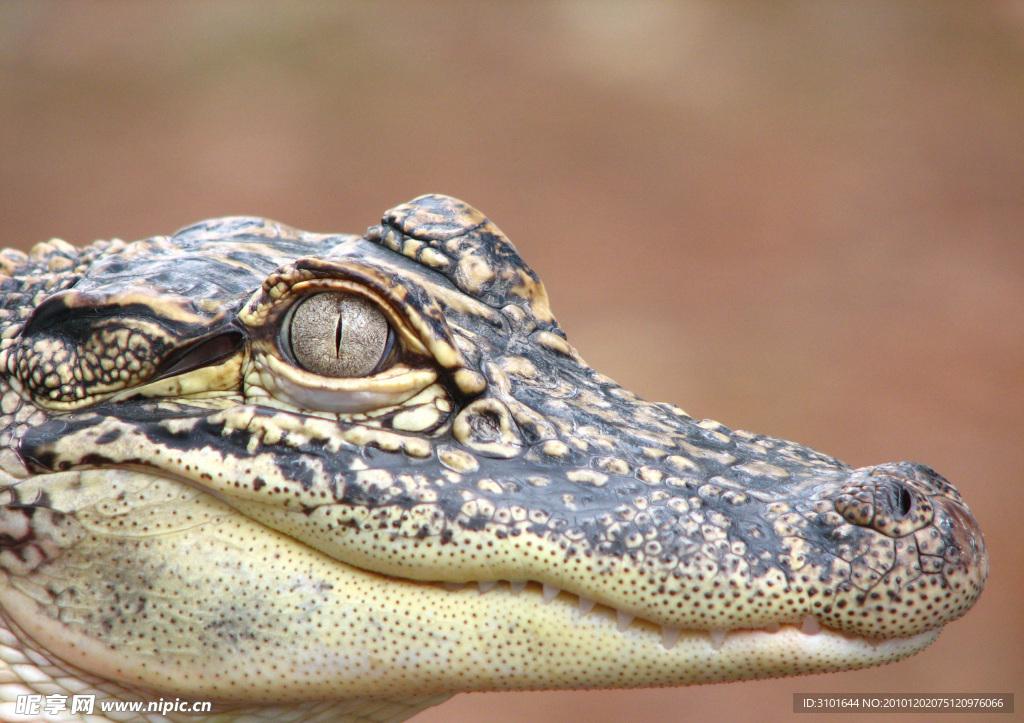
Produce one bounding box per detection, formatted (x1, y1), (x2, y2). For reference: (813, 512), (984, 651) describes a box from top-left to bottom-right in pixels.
(828, 461), (988, 636)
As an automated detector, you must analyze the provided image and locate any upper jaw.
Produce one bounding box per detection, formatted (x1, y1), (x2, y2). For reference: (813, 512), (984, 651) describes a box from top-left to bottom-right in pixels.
(16, 387), (987, 643)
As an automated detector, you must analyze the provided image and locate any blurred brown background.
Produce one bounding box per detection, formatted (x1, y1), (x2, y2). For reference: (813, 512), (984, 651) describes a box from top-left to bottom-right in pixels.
(1, 2), (1021, 722)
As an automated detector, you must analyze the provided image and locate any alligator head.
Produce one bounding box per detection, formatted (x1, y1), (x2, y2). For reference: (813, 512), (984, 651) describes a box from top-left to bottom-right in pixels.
(0, 195), (987, 721)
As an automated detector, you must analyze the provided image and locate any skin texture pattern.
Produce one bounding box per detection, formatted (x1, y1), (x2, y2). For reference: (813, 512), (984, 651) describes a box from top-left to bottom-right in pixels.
(0, 195), (987, 722)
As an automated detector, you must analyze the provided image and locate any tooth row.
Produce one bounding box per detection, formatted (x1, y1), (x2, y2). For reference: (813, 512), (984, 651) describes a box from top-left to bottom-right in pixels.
(800, 614), (821, 635)
(710, 630), (727, 650)
(661, 626), (682, 650)
(450, 580), (824, 651)
(616, 610), (634, 632)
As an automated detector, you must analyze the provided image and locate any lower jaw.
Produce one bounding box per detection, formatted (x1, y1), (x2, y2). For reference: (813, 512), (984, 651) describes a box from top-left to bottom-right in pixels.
(426, 579), (943, 692)
(0, 568), (942, 705)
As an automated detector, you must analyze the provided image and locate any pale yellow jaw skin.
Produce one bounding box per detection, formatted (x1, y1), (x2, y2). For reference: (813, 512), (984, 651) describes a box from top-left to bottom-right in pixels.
(5, 579), (938, 697)
(0, 466), (938, 717)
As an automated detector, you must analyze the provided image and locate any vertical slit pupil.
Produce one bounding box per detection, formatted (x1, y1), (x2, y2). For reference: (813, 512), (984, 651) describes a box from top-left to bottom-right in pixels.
(335, 310), (344, 357)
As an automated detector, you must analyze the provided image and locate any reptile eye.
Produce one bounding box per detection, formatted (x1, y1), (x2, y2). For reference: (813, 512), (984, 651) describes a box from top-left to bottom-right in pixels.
(254, 273), (437, 414)
(286, 292), (395, 377)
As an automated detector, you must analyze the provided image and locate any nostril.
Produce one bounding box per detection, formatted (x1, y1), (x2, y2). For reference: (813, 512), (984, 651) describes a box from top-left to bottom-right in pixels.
(838, 464), (937, 536)
(895, 483), (913, 519)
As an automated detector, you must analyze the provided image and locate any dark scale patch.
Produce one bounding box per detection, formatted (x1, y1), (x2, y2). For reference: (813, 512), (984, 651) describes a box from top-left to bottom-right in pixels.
(22, 298), (203, 343)
(462, 516), (489, 532)
(203, 617), (259, 647)
(95, 428), (123, 445)
(339, 476), (398, 509)
(266, 455), (320, 492)
(77, 452), (129, 467)
(20, 448), (61, 472)
(389, 492), (420, 511)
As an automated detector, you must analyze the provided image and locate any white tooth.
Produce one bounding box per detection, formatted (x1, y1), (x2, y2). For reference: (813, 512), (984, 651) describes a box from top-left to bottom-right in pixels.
(442, 582), (466, 591)
(578, 597), (596, 615)
(542, 584), (560, 602)
(616, 610), (634, 631)
(477, 581), (497, 594)
(661, 626), (682, 650)
(710, 630), (727, 650)
(509, 580), (527, 594)
(764, 622), (781, 633)
(801, 615), (821, 635)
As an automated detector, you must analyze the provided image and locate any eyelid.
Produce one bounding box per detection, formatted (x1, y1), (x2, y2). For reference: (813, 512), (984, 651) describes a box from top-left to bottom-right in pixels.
(257, 353), (438, 413)
(150, 329), (245, 382)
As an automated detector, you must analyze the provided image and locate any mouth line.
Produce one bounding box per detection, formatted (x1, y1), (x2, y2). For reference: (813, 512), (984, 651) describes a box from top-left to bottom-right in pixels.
(431, 578), (932, 653)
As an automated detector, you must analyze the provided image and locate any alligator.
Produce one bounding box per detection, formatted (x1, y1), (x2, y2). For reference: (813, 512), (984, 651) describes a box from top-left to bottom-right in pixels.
(0, 195), (987, 722)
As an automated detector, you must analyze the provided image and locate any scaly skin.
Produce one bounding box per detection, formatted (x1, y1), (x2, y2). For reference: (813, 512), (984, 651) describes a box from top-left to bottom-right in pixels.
(0, 196), (987, 722)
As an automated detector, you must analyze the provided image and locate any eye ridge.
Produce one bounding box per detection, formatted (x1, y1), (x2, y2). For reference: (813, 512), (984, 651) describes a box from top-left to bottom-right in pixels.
(286, 291), (393, 377)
